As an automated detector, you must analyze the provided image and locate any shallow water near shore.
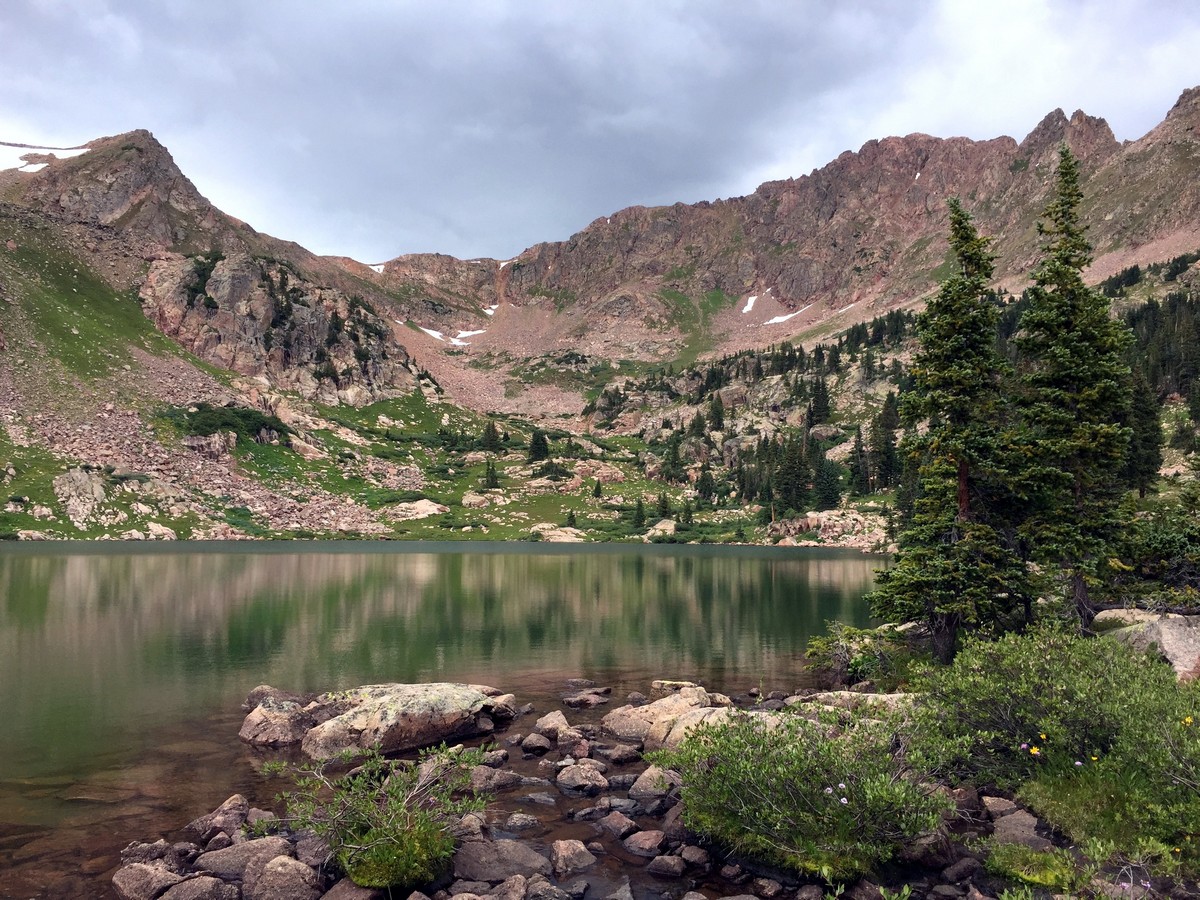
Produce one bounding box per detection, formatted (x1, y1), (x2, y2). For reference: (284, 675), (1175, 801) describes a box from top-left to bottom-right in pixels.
(0, 541), (882, 899)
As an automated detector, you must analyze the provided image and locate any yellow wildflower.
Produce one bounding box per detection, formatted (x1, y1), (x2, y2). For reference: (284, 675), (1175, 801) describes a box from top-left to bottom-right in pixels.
(1030, 746), (1041, 756)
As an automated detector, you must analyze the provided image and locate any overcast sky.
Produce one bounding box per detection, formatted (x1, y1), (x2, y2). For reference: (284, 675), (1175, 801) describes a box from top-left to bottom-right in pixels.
(2, 1), (1198, 263)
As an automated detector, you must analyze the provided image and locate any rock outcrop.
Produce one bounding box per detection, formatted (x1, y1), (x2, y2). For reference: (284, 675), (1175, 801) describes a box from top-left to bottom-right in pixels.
(239, 683), (518, 759)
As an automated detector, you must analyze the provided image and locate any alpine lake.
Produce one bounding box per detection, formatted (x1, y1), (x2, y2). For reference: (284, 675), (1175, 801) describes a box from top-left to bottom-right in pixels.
(0, 541), (883, 899)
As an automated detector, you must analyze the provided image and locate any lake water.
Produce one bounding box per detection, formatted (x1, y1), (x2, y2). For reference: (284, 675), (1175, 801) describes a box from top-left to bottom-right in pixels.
(0, 542), (882, 899)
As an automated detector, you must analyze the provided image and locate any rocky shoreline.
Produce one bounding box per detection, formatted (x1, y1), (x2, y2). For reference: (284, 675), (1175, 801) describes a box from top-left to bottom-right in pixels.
(107, 678), (1084, 900)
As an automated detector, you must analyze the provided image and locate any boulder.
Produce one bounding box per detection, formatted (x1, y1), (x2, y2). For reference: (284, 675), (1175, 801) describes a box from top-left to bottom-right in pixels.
(238, 696), (315, 747)
(294, 683), (513, 759)
(556, 765), (609, 796)
(646, 855), (686, 877)
(244, 855), (322, 900)
(627, 765), (680, 802)
(644, 706), (741, 751)
(551, 840), (597, 877)
(318, 880), (389, 900)
(621, 830), (666, 858)
(600, 686), (730, 746)
(533, 710), (570, 739)
(453, 840), (552, 882)
(159, 878), (240, 900)
(194, 836), (292, 879)
(112, 863), (185, 900)
(183, 795), (250, 844)
(1108, 614), (1200, 680)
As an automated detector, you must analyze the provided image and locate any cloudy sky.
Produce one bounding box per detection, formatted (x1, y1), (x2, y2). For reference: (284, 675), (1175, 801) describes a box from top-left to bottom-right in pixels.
(2, 1), (1198, 263)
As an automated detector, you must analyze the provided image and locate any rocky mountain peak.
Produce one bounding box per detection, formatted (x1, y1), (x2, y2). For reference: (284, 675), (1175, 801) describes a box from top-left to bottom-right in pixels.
(1142, 84), (1200, 144)
(1016, 107), (1117, 167)
(16, 128), (224, 251)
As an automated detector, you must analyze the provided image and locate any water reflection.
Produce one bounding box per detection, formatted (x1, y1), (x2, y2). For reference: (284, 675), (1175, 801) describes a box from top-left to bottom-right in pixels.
(0, 542), (881, 816)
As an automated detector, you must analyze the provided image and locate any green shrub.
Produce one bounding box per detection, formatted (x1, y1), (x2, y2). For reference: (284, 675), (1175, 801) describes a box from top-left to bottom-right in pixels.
(272, 746), (483, 890)
(650, 711), (949, 880)
(805, 622), (928, 690)
(908, 625), (1200, 871)
(984, 843), (1082, 892)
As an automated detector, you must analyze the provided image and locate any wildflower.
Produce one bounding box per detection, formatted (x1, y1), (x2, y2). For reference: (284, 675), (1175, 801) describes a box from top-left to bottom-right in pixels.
(1020, 742), (1029, 750)
(1039, 733), (1047, 740)
(838, 782), (846, 789)
(1030, 746), (1041, 756)
(824, 787), (833, 794)
(1075, 761), (1083, 766)
(840, 797), (848, 805)
(1091, 755), (1098, 761)
(1184, 716), (1194, 727)
(1175, 848), (1182, 854)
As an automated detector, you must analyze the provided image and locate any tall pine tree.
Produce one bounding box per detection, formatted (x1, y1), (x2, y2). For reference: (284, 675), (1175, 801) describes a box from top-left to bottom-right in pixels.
(1014, 146), (1132, 628)
(870, 198), (1027, 662)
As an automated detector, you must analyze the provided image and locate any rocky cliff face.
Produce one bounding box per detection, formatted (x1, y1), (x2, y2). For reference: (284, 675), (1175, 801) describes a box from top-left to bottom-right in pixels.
(5, 130), (415, 405)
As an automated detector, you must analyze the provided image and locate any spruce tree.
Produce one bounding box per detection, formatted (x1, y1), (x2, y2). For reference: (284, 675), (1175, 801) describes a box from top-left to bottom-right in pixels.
(1014, 146), (1132, 627)
(1123, 371), (1164, 499)
(528, 428), (550, 462)
(870, 198), (1027, 661)
(480, 419), (501, 452)
(848, 426), (871, 495)
(632, 498), (646, 529)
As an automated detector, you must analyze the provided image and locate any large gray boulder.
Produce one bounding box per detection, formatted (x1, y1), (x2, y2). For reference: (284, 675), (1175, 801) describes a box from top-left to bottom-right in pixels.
(600, 685), (730, 747)
(112, 863), (184, 900)
(1103, 612), (1200, 681)
(453, 839), (552, 882)
(240, 683), (515, 759)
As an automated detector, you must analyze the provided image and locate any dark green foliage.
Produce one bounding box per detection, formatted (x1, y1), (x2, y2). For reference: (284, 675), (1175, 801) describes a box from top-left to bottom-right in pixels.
(651, 712), (949, 880)
(867, 393), (900, 491)
(870, 199), (1026, 660)
(696, 464), (717, 504)
(270, 747), (483, 890)
(848, 427), (870, 496)
(479, 420), (501, 453)
(1123, 292), (1200, 398)
(534, 460), (570, 480)
(527, 428), (549, 462)
(632, 497), (646, 528)
(1014, 146), (1133, 626)
(163, 403), (291, 442)
(592, 479), (603, 499)
(809, 377), (832, 424)
(1099, 264), (1142, 297)
(1122, 371), (1164, 498)
(908, 627), (1200, 869)
(565, 509), (576, 528)
(708, 392), (725, 431)
(656, 491), (671, 519)
(481, 459), (499, 489)
(185, 250), (223, 308)
(812, 455), (842, 511)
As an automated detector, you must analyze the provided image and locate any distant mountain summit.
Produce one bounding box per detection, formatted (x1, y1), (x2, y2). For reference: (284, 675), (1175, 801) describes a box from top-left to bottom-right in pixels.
(3, 87), (1199, 414)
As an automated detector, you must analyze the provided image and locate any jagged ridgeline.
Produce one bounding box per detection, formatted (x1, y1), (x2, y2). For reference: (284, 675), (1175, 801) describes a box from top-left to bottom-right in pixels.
(1, 89), (1199, 540)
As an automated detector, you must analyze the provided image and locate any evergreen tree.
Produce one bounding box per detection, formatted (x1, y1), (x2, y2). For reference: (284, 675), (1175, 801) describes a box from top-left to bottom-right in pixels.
(482, 459), (500, 489)
(810, 377), (832, 424)
(773, 438), (810, 514)
(867, 394), (899, 490)
(1014, 146), (1133, 628)
(708, 392), (725, 431)
(592, 479), (603, 499)
(696, 464), (717, 505)
(480, 419), (501, 452)
(848, 426), (871, 495)
(1122, 371), (1164, 499)
(632, 498), (646, 528)
(528, 428), (550, 462)
(656, 491), (671, 520)
(565, 509), (577, 528)
(812, 455), (842, 511)
(870, 198), (1027, 661)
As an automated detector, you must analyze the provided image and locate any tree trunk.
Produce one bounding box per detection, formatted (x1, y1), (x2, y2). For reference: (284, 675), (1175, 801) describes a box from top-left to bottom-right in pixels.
(1072, 568), (1095, 631)
(931, 614), (960, 664)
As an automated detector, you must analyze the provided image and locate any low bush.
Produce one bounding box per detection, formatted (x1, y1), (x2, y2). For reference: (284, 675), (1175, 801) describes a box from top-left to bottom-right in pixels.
(805, 621), (929, 690)
(650, 710), (948, 880)
(908, 625), (1200, 871)
(269, 746), (483, 890)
